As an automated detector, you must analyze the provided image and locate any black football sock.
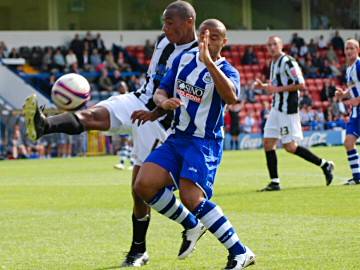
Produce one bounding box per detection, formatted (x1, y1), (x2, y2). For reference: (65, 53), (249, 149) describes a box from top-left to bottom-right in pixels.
(265, 150), (279, 180)
(294, 146), (322, 166)
(129, 214), (150, 254)
(45, 113), (85, 135)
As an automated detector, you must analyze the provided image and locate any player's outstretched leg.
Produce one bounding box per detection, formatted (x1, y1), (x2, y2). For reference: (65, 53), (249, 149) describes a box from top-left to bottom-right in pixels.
(283, 142), (334, 186)
(23, 94), (110, 141)
(23, 94), (48, 140)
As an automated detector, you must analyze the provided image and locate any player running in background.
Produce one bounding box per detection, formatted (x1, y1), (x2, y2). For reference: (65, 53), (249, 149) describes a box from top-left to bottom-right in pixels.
(254, 36), (334, 191)
(335, 39), (360, 185)
(23, 1), (204, 267)
(133, 19), (255, 270)
(113, 134), (134, 170)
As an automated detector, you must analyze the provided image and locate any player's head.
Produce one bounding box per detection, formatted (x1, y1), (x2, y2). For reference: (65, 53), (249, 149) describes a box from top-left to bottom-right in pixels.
(162, 1), (196, 45)
(345, 39), (359, 63)
(199, 19), (228, 60)
(267, 36), (283, 58)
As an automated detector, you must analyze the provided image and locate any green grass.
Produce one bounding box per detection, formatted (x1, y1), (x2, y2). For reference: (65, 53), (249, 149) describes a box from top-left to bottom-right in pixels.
(0, 146), (359, 270)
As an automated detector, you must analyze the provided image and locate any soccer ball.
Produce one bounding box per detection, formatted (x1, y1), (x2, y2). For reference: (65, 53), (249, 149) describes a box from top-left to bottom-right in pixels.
(51, 73), (91, 111)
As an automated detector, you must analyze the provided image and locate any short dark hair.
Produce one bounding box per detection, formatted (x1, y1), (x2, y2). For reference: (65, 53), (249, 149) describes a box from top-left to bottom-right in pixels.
(166, 1), (196, 21)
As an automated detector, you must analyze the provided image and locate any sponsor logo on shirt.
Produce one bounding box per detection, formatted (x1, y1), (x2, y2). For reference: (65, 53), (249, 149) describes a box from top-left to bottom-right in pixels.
(176, 79), (205, 103)
(202, 72), (213, 84)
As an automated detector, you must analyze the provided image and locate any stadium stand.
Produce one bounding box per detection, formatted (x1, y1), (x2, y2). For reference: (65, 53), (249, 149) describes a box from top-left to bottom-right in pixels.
(0, 31), (353, 158)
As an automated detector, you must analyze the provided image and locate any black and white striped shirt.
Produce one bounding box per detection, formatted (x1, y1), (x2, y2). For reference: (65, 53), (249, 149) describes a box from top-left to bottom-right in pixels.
(269, 53), (305, 114)
(134, 35), (198, 111)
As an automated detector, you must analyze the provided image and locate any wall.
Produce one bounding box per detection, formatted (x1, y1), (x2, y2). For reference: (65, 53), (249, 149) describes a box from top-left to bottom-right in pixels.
(1, 30), (360, 50)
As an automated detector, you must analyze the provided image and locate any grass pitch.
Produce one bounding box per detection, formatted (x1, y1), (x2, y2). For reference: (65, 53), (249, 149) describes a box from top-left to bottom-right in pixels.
(0, 146), (359, 270)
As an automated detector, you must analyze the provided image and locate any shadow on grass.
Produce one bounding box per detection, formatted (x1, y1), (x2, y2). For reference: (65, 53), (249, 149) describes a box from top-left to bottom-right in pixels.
(215, 183), (348, 198)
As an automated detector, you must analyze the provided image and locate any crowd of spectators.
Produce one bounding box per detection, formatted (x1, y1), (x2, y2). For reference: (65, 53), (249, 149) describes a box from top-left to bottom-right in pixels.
(224, 31), (353, 149)
(0, 30), (357, 155)
(0, 31), (151, 104)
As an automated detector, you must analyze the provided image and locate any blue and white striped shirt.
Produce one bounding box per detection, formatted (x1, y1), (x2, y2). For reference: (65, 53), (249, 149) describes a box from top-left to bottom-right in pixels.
(159, 49), (241, 140)
(346, 57), (360, 117)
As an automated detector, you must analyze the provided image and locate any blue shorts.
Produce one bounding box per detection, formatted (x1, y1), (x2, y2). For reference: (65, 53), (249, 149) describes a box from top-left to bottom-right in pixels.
(346, 115), (360, 138)
(145, 133), (223, 199)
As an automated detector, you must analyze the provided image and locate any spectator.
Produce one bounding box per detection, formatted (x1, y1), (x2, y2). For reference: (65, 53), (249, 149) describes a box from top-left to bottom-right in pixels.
(299, 44), (308, 57)
(116, 81), (129, 95)
(319, 59), (334, 78)
(308, 38), (317, 55)
(243, 111), (256, 134)
(58, 134), (72, 158)
(312, 51), (325, 70)
(299, 105), (314, 129)
(0, 41), (8, 58)
(331, 30), (344, 51)
(312, 107), (325, 130)
(318, 35), (327, 49)
(289, 44), (299, 57)
(302, 59), (318, 78)
(53, 48), (65, 71)
(69, 34), (84, 63)
(326, 44), (338, 62)
(93, 33), (106, 54)
(321, 80), (336, 101)
(11, 124), (28, 159)
(8, 48), (20, 58)
(83, 31), (94, 51)
(65, 49), (78, 67)
(30, 47), (43, 69)
(69, 62), (80, 73)
(90, 48), (102, 67)
(81, 49), (91, 70)
(242, 83), (256, 103)
(241, 47), (258, 65)
(329, 60), (342, 77)
(300, 90), (313, 108)
(291, 32), (305, 49)
(127, 75), (142, 92)
(104, 50), (118, 70)
(116, 51), (131, 71)
(98, 69), (113, 97)
(42, 47), (54, 71)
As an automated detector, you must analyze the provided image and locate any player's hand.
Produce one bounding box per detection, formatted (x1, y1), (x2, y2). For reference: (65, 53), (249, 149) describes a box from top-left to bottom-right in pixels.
(335, 87), (346, 100)
(253, 79), (268, 90)
(160, 98), (183, 110)
(131, 110), (155, 125)
(199, 29), (212, 65)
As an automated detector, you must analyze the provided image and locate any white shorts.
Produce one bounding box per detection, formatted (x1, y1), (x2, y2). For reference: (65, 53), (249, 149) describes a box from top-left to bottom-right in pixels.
(96, 93), (169, 165)
(264, 108), (303, 144)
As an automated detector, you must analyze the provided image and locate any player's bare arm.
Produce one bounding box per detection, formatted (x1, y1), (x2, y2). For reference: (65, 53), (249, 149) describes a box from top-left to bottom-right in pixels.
(131, 107), (167, 125)
(254, 78), (304, 94)
(154, 88), (182, 110)
(200, 29), (237, 104)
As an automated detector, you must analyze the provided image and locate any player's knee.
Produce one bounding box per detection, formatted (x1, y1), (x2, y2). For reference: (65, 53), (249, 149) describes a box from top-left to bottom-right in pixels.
(75, 107), (110, 130)
(263, 139), (275, 151)
(133, 175), (149, 201)
(179, 190), (202, 212)
(284, 144), (297, 153)
(344, 140), (355, 151)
